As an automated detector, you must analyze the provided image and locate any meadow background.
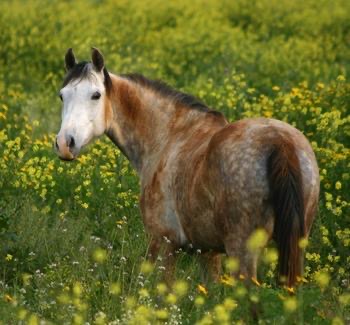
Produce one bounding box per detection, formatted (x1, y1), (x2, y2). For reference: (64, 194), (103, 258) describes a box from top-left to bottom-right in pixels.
(0, 0), (349, 323)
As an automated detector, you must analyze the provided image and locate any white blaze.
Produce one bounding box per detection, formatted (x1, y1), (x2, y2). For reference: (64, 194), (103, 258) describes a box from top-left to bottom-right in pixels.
(57, 66), (106, 156)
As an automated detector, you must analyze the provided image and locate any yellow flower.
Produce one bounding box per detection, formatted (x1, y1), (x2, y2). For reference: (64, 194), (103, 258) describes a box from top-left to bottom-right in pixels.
(125, 296), (136, 309)
(73, 314), (84, 325)
(314, 271), (330, 289)
(298, 238), (309, 249)
(250, 294), (259, 303)
(28, 314), (39, 325)
(165, 293), (177, 304)
(194, 296), (205, 306)
(246, 229), (268, 252)
(17, 308), (28, 320)
(214, 304), (230, 322)
(140, 261), (154, 274)
(92, 248), (107, 263)
(220, 274), (236, 286)
(264, 111), (273, 118)
(284, 286), (295, 294)
(263, 248), (278, 263)
(224, 257), (239, 272)
(4, 294), (14, 302)
(332, 317), (344, 325)
(197, 284), (208, 295)
(5, 254), (13, 261)
(156, 282), (168, 295)
(109, 282), (121, 295)
(73, 282), (83, 296)
(239, 274), (246, 280)
(139, 288), (149, 298)
(57, 293), (70, 304)
(283, 297), (297, 313)
(335, 181), (342, 190)
(223, 298), (238, 311)
(339, 293), (350, 306)
(155, 309), (168, 320)
(173, 280), (188, 297)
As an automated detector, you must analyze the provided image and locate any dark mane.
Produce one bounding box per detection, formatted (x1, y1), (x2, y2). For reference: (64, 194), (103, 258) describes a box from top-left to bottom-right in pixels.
(121, 73), (217, 114)
(62, 61), (113, 96)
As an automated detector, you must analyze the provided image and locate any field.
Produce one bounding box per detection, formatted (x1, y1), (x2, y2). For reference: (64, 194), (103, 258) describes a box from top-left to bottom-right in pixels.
(0, 0), (349, 323)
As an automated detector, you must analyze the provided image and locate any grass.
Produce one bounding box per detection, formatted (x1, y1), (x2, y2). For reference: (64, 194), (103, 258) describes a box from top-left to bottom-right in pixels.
(0, 0), (349, 323)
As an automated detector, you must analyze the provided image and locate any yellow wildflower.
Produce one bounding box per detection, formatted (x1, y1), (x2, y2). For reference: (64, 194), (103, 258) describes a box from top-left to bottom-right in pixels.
(173, 280), (188, 296)
(197, 283), (208, 295)
(109, 282), (121, 295)
(155, 309), (169, 320)
(73, 282), (83, 296)
(283, 296), (297, 313)
(165, 293), (177, 304)
(140, 261), (154, 274)
(92, 248), (107, 263)
(314, 271), (330, 289)
(246, 229), (268, 252)
(224, 257), (239, 272)
(223, 298), (238, 311)
(194, 296), (205, 306)
(156, 282), (168, 295)
(220, 274), (236, 286)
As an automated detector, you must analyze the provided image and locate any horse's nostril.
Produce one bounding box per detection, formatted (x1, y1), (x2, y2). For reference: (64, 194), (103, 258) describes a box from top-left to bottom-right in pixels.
(67, 135), (75, 150)
(55, 138), (59, 150)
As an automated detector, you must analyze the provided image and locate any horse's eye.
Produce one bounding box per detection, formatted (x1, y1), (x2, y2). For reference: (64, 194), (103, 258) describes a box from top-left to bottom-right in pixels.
(91, 92), (101, 100)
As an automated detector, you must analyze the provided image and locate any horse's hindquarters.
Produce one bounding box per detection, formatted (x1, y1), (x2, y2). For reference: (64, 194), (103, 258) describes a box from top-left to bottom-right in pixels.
(204, 118), (319, 229)
(200, 118), (319, 281)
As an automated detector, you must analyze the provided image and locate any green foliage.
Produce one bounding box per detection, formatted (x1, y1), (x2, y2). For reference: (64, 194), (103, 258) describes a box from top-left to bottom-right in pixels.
(0, 0), (349, 323)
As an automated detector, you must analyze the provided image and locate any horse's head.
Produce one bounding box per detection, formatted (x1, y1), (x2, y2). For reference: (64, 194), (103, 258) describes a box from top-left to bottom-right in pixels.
(55, 48), (112, 161)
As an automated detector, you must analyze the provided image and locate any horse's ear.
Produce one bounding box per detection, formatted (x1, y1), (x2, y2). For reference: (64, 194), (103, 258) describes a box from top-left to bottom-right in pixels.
(91, 47), (104, 72)
(65, 48), (76, 71)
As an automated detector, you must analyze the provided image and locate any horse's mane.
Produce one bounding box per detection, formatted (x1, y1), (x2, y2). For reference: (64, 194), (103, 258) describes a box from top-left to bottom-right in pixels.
(121, 73), (210, 113)
(123, 74), (226, 118)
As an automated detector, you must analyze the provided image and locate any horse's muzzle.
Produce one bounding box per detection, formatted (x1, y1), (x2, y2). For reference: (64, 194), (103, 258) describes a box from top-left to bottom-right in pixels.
(55, 135), (76, 161)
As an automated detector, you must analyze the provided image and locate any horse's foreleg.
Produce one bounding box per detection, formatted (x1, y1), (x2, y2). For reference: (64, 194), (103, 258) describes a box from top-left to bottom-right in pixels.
(148, 237), (176, 285)
(198, 251), (222, 284)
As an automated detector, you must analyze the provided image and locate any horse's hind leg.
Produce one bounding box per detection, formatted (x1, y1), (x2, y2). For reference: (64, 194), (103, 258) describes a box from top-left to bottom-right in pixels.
(224, 231), (266, 322)
(224, 233), (259, 281)
(198, 251), (222, 283)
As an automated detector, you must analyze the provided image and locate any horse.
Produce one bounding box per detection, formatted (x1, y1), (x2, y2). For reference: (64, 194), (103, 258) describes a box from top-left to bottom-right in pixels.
(55, 48), (319, 287)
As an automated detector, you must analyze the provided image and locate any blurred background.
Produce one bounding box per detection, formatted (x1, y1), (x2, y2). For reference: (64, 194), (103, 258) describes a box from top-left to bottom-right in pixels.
(1, 0), (349, 130)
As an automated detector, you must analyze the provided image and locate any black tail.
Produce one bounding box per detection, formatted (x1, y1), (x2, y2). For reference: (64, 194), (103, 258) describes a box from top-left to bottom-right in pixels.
(267, 137), (305, 287)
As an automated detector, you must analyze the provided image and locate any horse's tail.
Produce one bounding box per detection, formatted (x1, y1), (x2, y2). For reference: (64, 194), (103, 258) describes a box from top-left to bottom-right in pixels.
(267, 136), (305, 287)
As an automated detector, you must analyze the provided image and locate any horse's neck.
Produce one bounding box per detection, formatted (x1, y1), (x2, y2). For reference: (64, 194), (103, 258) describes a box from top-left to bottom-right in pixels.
(106, 74), (226, 179)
